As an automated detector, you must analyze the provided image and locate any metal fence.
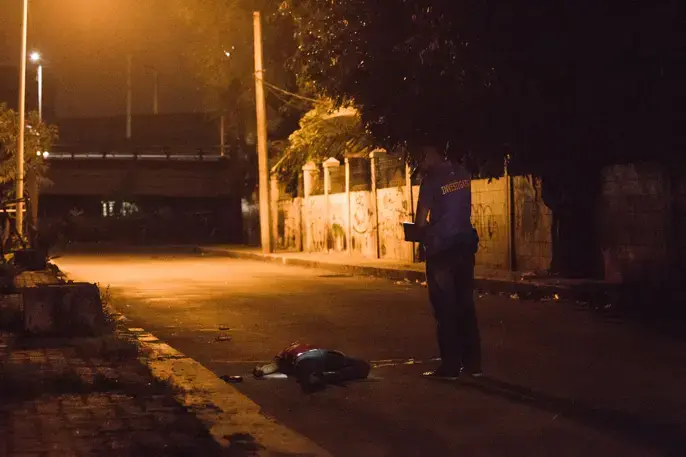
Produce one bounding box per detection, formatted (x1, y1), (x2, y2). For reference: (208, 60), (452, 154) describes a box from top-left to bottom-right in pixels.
(348, 158), (371, 191)
(375, 155), (406, 188)
(329, 166), (346, 194)
(310, 168), (325, 196)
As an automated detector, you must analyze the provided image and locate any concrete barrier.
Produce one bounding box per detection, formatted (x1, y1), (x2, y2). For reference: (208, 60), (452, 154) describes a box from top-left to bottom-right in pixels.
(23, 283), (107, 336)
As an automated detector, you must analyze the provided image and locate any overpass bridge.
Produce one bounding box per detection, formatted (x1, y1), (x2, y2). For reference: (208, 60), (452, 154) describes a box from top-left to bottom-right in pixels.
(41, 145), (250, 199)
(34, 145), (253, 245)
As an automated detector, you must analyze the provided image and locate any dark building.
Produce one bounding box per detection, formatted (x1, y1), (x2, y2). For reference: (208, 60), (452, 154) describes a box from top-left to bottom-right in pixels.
(55, 113), (225, 153)
(0, 65), (57, 122)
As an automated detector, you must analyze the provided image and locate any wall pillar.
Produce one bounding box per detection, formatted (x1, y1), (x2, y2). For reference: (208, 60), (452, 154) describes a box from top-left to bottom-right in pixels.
(301, 162), (318, 252)
(370, 149), (387, 259)
(296, 172), (303, 252)
(345, 158), (352, 255)
(323, 157), (341, 252)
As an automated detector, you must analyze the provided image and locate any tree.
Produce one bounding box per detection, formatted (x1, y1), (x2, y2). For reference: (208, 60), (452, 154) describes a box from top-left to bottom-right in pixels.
(280, 0), (685, 278)
(273, 97), (373, 194)
(281, 0), (684, 174)
(0, 103), (56, 197)
(280, 0), (509, 172)
(172, 0), (299, 133)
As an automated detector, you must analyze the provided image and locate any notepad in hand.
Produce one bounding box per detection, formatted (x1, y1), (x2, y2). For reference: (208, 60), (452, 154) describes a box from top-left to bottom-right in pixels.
(403, 222), (424, 242)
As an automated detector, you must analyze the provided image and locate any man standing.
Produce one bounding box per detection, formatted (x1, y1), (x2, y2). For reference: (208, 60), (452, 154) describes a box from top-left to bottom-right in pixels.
(414, 145), (482, 380)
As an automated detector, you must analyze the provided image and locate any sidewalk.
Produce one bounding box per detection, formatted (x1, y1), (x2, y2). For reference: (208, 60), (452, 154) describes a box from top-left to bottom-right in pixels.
(200, 245), (618, 304)
(1, 269), (227, 456)
(0, 331), (227, 456)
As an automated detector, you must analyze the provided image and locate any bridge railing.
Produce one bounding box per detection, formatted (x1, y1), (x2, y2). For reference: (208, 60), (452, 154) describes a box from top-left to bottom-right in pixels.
(46, 144), (243, 161)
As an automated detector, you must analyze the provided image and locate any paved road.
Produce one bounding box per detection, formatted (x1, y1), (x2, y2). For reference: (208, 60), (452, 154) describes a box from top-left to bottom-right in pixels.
(55, 252), (686, 457)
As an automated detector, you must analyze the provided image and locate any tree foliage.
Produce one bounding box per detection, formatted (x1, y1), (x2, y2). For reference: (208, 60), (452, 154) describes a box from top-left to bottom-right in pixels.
(172, 1), (298, 122)
(0, 104), (56, 195)
(274, 97), (373, 192)
(280, 0), (685, 175)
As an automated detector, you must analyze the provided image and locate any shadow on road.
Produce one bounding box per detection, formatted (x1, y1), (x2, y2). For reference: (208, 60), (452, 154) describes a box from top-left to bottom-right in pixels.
(457, 376), (685, 456)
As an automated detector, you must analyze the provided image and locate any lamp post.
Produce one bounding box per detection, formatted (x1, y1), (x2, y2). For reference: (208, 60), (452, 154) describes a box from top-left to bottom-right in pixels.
(143, 65), (159, 115)
(16, 0), (29, 237)
(253, 11), (271, 254)
(126, 54), (132, 140)
(29, 51), (42, 121)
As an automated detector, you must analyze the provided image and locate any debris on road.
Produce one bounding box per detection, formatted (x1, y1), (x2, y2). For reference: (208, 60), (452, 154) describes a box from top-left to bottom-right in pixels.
(216, 335), (232, 342)
(263, 373), (288, 380)
(253, 342), (371, 392)
(554, 294), (560, 301)
(510, 293), (520, 300)
(420, 281), (427, 287)
(220, 375), (243, 383)
(219, 325), (231, 331)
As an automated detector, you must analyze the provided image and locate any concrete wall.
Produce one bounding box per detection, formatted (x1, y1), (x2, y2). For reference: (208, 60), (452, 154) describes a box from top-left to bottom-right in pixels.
(514, 176), (554, 272)
(276, 198), (302, 251)
(597, 164), (672, 282)
(303, 195), (328, 252)
(329, 193), (349, 253)
(270, 162), (555, 271)
(471, 178), (509, 269)
(350, 191), (376, 257)
(267, 160), (686, 281)
(377, 187), (413, 262)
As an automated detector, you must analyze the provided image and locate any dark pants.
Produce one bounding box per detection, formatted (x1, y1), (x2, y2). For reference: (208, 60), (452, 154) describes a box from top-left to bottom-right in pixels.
(426, 244), (481, 372)
(293, 350), (371, 384)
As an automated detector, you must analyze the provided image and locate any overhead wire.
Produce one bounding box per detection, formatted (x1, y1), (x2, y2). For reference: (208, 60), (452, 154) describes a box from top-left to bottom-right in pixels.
(263, 80), (323, 104)
(265, 84), (311, 111)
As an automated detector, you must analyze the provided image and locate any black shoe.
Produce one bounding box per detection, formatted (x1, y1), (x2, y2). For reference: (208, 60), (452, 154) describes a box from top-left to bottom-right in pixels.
(421, 367), (460, 380)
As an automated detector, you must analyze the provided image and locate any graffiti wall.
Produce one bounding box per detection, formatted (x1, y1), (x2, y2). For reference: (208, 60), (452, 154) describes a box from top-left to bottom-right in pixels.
(471, 179), (508, 269)
(328, 193), (348, 252)
(303, 195), (328, 252)
(377, 187), (413, 261)
(268, 170), (551, 272)
(276, 198), (302, 251)
(514, 176), (553, 271)
(350, 191), (375, 257)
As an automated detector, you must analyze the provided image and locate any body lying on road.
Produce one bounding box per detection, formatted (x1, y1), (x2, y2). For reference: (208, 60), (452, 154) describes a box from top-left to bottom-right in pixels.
(254, 342), (371, 392)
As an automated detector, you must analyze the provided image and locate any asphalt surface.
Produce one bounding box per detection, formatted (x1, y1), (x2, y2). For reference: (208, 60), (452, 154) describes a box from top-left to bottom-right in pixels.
(55, 251), (686, 457)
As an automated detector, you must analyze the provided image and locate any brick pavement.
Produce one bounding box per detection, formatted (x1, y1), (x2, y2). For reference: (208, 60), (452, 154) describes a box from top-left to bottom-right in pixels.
(0, 332), (230, 456)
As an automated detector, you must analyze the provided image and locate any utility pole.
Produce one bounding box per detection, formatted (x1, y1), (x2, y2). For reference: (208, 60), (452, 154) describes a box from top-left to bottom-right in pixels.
(16, 0), (28, 237)
(253, 11), (271, 253)
(37, 64), (43, 121)
(126, 54), (132, 140)
(152, 68), (159, 115)
(220, 115), (226, 157)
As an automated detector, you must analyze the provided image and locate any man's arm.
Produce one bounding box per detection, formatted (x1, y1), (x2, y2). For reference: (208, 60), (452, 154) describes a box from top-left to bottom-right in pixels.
(415, 178), (432, 229)
(414, 201), (430, 228)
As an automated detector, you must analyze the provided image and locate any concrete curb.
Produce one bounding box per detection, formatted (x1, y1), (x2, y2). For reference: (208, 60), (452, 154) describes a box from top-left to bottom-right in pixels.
(103, 303), (332, 457)
(199, 247), (618, 304)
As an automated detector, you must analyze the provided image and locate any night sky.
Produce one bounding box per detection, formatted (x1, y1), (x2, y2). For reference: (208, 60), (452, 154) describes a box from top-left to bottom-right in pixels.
(0, 0), (205, 118)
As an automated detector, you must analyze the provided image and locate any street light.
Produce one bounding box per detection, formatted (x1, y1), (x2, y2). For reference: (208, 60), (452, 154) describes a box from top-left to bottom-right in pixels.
(143, 65), (159, 115)
(16, 0), (28, 237)
(29, 51), (43, 121)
